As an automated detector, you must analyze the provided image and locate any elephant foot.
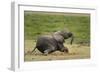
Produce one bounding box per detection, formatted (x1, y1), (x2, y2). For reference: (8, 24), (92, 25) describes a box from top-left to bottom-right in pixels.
(43, 49), (54, 56)
(43, 53), (48, 56)
(43, 50), (49, 56)
(64, 49), (69, 53)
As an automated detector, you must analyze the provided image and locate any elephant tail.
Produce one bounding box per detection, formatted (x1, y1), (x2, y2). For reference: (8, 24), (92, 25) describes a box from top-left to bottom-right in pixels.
(31, 46), (37, 54)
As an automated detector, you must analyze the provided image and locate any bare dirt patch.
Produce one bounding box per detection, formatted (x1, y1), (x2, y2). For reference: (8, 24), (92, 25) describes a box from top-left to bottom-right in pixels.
(24, 40), (90, 61)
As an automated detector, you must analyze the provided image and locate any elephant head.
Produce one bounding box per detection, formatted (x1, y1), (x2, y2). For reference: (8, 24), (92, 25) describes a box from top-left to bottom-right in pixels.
(53, 30), (74, 44)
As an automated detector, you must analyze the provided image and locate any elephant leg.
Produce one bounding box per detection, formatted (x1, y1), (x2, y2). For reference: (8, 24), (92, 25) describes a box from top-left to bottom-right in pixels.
(44, 47), (55, 56)
(44, 50), (49, 56)
(59, 46), (69, 53)
(62, 47), (69, 53)
(64, 47), (69, 53)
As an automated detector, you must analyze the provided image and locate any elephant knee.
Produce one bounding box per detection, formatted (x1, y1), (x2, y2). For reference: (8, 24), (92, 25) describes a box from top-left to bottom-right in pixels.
(44, 50), (49, 56)
(44, 49), (51, 55)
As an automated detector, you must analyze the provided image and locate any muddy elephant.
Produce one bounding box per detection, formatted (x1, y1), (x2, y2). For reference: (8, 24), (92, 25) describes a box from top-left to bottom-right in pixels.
(31, 30), (74, 55)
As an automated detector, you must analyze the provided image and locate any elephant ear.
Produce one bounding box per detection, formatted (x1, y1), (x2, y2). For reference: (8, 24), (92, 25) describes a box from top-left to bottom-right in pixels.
(52, 34), (65, 43)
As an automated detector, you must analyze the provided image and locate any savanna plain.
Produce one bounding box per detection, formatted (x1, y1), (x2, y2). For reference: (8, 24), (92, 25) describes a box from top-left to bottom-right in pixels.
(24, 11), (90, 61)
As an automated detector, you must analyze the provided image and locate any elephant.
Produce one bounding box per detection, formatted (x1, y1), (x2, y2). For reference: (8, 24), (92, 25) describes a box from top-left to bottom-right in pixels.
(31, 30), (74, 55)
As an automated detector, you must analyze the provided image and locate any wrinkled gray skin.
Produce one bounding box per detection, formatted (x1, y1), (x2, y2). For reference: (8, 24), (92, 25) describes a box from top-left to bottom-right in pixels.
(31, 30), (74, 55)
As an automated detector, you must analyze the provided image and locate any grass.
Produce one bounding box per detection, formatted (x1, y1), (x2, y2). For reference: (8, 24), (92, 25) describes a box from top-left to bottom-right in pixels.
(24, 11), (90, 44)
(24, 11), (90, 61)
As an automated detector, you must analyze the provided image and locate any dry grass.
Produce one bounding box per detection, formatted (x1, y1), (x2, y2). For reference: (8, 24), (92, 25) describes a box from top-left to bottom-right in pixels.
(24, 40), (90, 61)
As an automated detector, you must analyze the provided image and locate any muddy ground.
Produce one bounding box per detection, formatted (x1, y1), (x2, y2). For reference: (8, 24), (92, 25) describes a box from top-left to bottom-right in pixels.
(24, 40), (90, 61)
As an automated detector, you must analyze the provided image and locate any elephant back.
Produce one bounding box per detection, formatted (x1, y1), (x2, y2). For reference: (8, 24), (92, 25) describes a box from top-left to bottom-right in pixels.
(52, 34), (64, 43)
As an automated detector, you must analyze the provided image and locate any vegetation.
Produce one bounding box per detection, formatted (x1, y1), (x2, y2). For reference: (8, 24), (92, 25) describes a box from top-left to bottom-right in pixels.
(24, 11), (90, 44)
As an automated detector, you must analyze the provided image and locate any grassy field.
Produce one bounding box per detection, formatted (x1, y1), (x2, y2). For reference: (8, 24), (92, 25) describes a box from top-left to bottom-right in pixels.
(24, 11), (90, 61)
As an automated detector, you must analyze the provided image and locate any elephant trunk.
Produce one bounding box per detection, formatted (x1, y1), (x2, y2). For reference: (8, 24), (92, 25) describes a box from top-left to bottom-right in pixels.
(70, 35), (74, 45)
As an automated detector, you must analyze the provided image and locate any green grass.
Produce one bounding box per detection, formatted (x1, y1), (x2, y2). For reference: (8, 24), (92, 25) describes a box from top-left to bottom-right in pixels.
(24, 11), (90, 44)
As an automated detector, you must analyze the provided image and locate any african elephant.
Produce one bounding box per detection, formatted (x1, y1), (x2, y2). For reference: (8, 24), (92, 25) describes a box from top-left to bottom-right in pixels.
(31, 30), (74, 55)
